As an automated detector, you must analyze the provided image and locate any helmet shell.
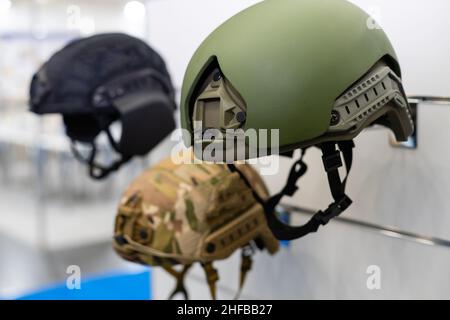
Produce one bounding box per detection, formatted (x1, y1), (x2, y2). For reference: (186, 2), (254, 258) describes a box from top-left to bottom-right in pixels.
(114, 154), (278, 265)
(180, 0), (400, 149)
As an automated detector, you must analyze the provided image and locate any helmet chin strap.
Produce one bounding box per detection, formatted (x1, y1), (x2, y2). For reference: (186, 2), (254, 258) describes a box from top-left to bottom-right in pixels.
(70, 126), (132, 180)
(229, 140), (354, 241)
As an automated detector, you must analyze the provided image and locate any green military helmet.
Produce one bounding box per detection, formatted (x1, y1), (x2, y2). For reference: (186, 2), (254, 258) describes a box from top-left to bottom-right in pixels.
(180, 0), (413, 158)
(179, 0), (414, 241)
(113, 152), (278, 299)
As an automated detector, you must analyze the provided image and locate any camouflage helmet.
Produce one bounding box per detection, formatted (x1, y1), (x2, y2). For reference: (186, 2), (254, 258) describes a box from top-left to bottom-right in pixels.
(113, 153), (278, 299)
(179, 0), (414, 241)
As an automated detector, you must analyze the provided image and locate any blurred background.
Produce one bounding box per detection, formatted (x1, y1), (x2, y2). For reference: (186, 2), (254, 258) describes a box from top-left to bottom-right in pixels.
(1, 0), (450, 300)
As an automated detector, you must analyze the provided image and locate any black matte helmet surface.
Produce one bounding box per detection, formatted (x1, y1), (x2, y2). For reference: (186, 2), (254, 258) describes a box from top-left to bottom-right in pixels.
(30, 33), (176, 179)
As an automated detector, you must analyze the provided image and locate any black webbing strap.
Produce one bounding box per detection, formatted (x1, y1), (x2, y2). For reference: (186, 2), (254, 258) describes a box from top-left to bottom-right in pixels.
(311, 141), (354, 228)
(229, 140), (354, 241)
(104, 126), (121, 154)
(70, 136), (131, 180)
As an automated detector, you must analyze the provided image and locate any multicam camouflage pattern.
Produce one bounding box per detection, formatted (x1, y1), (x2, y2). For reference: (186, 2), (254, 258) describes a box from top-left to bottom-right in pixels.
(113, 152), (278, 268)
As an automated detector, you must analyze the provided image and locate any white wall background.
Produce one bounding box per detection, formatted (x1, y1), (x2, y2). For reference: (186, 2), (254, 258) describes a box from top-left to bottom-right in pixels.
(0, 0), (147, 102)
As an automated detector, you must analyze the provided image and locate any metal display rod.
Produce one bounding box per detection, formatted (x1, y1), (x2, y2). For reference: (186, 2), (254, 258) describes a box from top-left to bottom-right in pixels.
(408, 96), (450, 104)
(281, 203), (450, 249)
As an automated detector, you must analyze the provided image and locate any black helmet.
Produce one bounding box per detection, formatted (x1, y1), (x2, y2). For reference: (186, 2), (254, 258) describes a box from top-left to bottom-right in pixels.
(30, 33), (176, 179)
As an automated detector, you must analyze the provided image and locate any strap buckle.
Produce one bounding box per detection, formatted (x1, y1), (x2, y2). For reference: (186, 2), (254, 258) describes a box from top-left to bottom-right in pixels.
(322, 150), (343, 172)
(283, 156), (308, 196)
(315, 195), (352, 225)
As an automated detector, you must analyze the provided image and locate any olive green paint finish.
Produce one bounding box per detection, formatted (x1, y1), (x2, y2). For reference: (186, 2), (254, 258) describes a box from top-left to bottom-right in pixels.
(180, 0), (399, 148)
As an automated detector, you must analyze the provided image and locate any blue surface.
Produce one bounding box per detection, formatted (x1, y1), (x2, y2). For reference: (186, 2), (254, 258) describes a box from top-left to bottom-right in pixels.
(17, 269), (152, 300)
(276, 208), (291, 248)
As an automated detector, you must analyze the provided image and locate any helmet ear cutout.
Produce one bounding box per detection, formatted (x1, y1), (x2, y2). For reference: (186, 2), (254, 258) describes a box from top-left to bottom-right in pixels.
(187, 57), (246, 132)
(187, 56), (221, 128)
(193, 72), (247, 132)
